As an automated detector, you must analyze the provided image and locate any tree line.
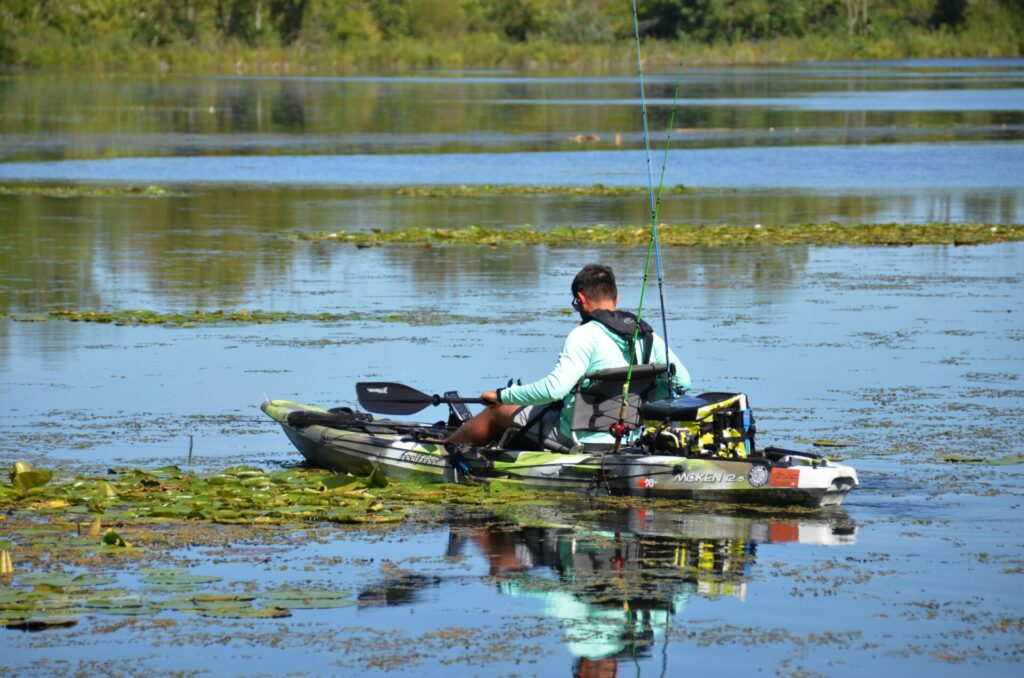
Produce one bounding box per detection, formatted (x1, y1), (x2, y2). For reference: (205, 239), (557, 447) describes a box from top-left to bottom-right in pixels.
(1, 0), (1020, 67)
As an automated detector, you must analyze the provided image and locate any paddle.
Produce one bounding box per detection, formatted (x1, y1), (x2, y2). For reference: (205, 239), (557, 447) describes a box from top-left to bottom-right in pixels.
(355, 382), (486, 416)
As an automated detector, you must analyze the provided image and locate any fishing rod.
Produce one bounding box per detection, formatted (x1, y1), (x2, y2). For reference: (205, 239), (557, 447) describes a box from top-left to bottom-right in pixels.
(610, 0), (682, 453)
(631, 0), (673, 357)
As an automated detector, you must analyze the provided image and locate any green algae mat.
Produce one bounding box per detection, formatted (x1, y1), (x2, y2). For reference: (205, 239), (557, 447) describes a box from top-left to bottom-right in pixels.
(1, 308), (514, 327)
(293, 222), (1024, 247)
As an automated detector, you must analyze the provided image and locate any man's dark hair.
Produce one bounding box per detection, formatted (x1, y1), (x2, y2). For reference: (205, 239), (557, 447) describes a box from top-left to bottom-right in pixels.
(572, 264), (617, 301)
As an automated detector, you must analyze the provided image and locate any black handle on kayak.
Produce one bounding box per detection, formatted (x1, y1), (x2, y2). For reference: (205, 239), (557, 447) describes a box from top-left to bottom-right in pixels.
(355, 382), (486, 415)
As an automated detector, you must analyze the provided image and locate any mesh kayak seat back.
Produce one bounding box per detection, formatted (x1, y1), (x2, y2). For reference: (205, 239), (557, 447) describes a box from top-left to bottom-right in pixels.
(569, 363), (667, 447)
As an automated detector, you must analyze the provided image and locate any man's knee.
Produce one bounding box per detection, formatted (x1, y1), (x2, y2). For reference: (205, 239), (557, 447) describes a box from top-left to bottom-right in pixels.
(491, 404), (519, 429)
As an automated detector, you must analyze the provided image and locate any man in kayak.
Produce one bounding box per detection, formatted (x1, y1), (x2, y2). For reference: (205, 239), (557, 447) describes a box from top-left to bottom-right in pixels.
(446, 263), (690, 450)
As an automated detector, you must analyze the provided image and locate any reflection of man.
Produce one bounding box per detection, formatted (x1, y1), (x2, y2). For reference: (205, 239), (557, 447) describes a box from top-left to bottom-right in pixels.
(446, 264), (690, 449)
(465, 523), (688, 668)
(574, 657), (619, 678)
(499, 577), (676, 664)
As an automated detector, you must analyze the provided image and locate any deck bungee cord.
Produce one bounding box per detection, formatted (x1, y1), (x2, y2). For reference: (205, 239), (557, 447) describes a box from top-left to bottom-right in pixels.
(612, 0), (686, 453)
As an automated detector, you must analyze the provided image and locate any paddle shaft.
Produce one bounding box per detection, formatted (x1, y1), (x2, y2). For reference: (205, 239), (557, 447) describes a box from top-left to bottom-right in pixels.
(391, 396), (484, 405)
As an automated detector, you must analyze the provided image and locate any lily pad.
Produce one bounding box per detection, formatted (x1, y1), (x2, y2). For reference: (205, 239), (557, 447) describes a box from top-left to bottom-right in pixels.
(987, 454), (1024, 466)
(795, 439), (854, 448)
(9, 462), (53, 495)
(146, 505), (202, 519)
(321, 474), (362, 490)
(0, 609), (31, 621)
(160, 595), (206, 611)
(141, 573), (222, 586)
(221, 466), (265, 478)
(67, 574), (118, 587)
(148, 466), (184, 478)
(83, 597), (157, 615)
(18, 573), (76, 587)
(193, 606), (291, 619)
(13, 529), (58, 536)
(193, 593), (256, 604)
(139, 568), (188, 576)
(94, 605), (161, 616)
(0, 588), (33, 605)
(364, 468), (388, 488)
(160, 593), (256, 612)
(259, 589), (354, 609)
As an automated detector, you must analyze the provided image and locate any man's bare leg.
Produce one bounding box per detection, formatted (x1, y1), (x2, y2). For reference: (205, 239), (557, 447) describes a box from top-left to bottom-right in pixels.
(445, 404), (519, 445)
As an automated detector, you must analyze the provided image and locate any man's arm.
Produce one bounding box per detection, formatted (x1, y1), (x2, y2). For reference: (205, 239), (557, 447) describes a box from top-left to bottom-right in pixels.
(667, 346), (691, 392)
(498, 328), (593, 406)
(651, 334), (691, 393)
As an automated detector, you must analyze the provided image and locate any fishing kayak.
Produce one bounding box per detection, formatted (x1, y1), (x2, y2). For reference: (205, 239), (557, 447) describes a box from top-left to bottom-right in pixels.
(261, 394), (858, 508)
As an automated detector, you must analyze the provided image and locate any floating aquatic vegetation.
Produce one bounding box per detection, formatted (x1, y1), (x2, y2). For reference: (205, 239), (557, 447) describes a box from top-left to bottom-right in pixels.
(83, 596), (160, 615)
(141, 572), (222, 587)
(293, 222), (1024, 247)
(193, 606), (291, 619)
(4, 308), (517, 328)
(17, 573), (116, 588)
(794, 438), (855, 448)
(9, 461), (53, 497)
(101, 530), (131, 548)
(0, 184), (172, 198)
(0, 566), (302, 627)
(394, 184), (687, 198)
(259, 589), (355, 609)
(940, 454), (1023, 465)
(0, 461), (549, 527)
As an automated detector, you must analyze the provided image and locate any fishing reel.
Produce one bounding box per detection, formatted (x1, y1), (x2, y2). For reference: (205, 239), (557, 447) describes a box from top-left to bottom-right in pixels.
(608, 421), (630, 440)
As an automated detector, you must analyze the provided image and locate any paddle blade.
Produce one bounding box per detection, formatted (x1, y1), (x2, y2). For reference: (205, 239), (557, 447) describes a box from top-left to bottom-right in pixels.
(355, 382), (437, 415)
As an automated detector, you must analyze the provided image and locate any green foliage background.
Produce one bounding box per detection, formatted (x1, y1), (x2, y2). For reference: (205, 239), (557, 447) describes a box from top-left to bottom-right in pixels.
(0, 1), (1021, 71)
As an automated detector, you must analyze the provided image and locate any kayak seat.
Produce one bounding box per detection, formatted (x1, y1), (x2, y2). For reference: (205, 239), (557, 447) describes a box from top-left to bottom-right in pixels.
(569, 364), (667, 446)
(498, 364), (668, 454)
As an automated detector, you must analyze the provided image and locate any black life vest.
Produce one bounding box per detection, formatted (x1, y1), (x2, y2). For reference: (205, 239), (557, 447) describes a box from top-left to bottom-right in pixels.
(583, 309), (655, 365)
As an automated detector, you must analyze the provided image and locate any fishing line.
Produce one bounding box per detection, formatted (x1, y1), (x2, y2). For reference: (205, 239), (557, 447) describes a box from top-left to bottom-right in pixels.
(610, 0), (685, 453)
(627, 0), (681, 378)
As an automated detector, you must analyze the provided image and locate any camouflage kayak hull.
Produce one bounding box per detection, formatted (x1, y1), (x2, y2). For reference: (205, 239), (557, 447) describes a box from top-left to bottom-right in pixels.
(262, 400), (858, 508)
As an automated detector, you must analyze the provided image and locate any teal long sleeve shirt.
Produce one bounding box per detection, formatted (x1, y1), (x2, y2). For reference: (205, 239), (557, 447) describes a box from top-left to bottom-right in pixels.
(500, 321), (691, 444)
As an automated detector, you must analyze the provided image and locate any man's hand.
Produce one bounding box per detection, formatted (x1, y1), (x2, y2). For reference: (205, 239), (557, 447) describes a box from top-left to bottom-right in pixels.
(481, 390), (500, 407)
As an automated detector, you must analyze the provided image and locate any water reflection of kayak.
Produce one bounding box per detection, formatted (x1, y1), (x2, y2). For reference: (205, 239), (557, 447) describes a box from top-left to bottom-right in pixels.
(358, 506), (856, 670)
(262, 399), (858, 508)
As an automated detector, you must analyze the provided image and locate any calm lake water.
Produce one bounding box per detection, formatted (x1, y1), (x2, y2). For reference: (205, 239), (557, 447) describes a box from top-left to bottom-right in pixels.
(1, 59), (1023, 222)
(1, 60), (1023, 675)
